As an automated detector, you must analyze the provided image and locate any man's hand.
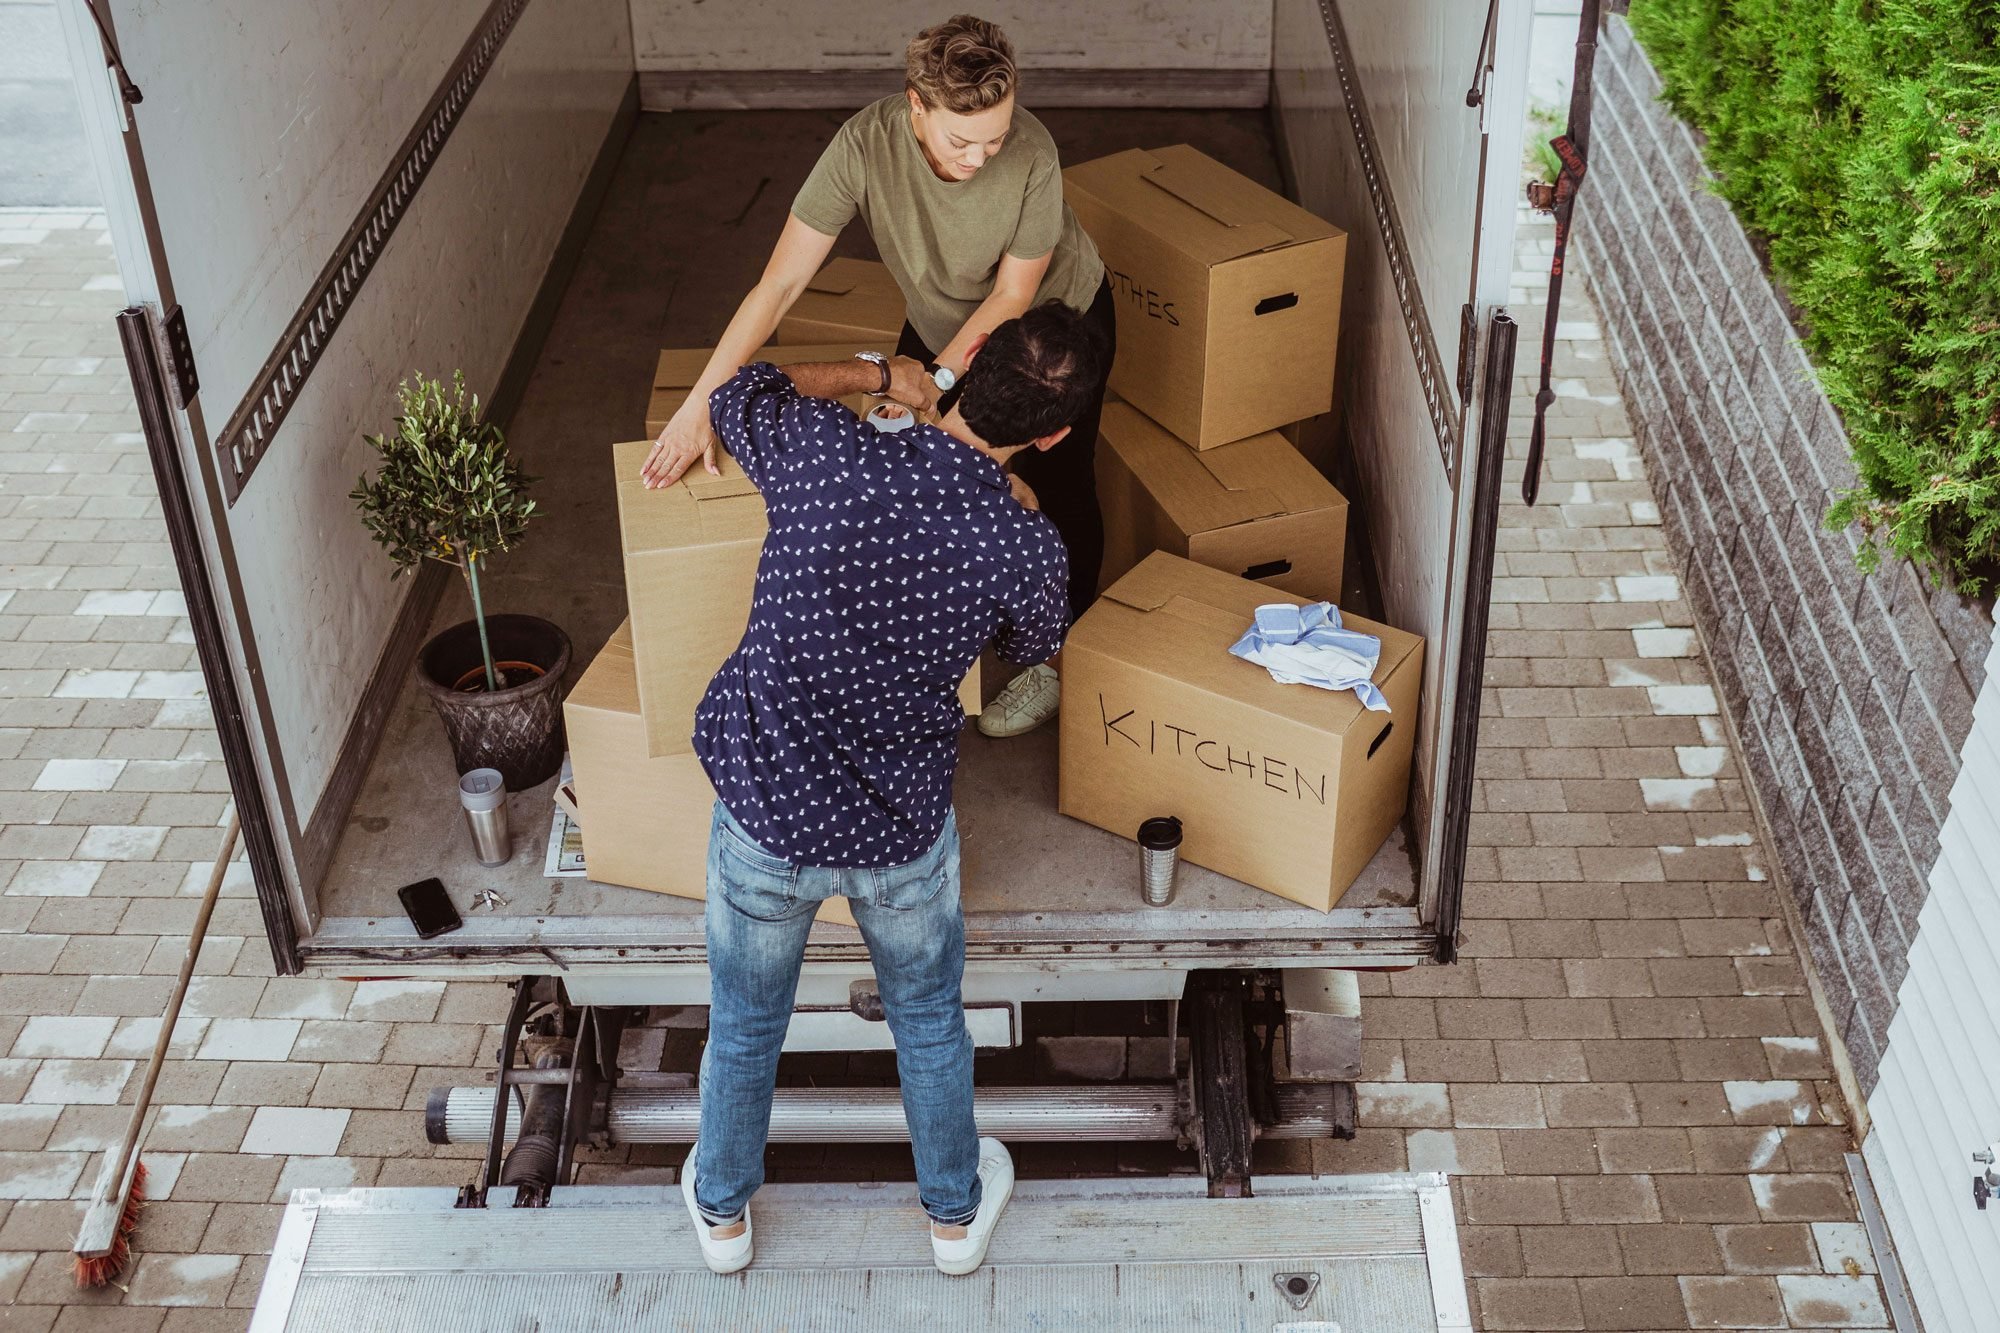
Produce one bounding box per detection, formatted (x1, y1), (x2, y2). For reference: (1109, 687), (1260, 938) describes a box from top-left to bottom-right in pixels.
(641, 399), (721, 489)
(885, 356), (940, 415)
(1007, 471), (1040, 511)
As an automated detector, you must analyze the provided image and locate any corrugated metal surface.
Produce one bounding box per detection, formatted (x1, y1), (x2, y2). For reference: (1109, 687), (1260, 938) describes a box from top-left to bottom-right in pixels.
(254, 1176), (1465, 1332)
(1865, 633), (2000, 1332)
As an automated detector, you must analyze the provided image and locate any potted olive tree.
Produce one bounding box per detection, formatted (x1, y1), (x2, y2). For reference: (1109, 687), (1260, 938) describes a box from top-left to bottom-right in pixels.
(353, 372), (571, 789)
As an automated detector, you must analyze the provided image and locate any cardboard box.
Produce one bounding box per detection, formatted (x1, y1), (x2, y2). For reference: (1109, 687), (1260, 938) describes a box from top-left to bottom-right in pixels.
(1058, 553), (1422, 911)
(645, 341), (892, 437)
(613, 438), (982, 757)
(564, 623), (853, 925)
(1064, 145), (1346, 449)
(1096, 400), (1348, 601)
(776, 258), (906, 344)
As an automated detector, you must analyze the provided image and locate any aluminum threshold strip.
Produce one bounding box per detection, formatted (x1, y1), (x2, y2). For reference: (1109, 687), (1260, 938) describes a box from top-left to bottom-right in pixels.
(210, 0), (531, 501)
(252, 1174), (1464, 1333)
(433, 1082), (1346, 1144)
(1844, 1151), (1920, 1333)
(298, 904), (1434, 968)
(1314, 0), (1463, 479)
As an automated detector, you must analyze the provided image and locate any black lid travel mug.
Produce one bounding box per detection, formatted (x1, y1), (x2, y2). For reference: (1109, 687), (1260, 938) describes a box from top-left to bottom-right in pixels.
(1138, 816), (1183, 907)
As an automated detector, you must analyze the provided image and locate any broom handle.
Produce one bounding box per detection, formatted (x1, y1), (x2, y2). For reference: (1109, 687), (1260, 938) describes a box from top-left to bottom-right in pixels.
(101, 809), (240, 1204)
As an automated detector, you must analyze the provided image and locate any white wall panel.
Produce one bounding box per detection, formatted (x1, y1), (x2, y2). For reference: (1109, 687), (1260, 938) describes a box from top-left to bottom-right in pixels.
(1271, 0), (1528, 877)
(116, 0), (631, 827)
(1865, 632), (2000, 1333)
(629, 1), (1272, 71)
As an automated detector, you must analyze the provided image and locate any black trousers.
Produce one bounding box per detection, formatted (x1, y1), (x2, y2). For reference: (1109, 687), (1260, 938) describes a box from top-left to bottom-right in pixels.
(896, 276), (1115, 623)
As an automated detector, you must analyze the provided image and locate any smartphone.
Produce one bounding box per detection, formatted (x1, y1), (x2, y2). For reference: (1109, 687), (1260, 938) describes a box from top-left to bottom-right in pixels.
(397, 877), (463, 939)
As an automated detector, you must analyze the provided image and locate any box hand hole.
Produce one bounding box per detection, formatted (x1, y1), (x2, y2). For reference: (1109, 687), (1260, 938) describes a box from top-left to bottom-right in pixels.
(1241, 558), (1293, 581)
(1254, 293), (1300, 316)
(1366, 721), (1393, 759)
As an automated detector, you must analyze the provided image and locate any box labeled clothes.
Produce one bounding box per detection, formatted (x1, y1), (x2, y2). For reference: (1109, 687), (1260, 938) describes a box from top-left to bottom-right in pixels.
(563, 621), (855, 925)
(1096, 400), (1348, 600)
(775, 258), (906, 343)
(1063, 145), (1345, 449)
(1058, 553), (1422, 911)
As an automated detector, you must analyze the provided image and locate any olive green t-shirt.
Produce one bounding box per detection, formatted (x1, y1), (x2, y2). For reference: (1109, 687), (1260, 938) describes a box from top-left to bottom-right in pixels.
(791, 96), (1105, 353)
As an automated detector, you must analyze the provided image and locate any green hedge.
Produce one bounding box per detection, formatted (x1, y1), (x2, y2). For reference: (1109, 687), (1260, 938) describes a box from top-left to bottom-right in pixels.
(1627, 0), (2000, 593)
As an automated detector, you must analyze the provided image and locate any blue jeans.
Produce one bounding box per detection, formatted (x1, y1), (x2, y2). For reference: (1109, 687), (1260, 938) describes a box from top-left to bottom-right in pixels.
(695, 800), (980, 1227)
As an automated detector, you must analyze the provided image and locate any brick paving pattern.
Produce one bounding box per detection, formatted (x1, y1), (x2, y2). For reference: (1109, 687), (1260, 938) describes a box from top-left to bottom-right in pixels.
(0, 206), (1892, 1328)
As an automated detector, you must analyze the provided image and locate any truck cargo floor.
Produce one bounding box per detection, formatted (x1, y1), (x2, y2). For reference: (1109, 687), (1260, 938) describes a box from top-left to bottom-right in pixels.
(253, 1174), (1469, 1332)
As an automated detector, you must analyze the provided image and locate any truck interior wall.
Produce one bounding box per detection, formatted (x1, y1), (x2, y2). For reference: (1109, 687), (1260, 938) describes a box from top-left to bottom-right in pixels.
(92, 0), (633, 928)
(629, 0), (1275, 108)
(1270, 0), (1529, 901)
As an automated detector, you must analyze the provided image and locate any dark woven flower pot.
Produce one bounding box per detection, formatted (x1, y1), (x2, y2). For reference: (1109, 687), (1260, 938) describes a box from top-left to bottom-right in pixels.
(416, 614), (571, 790)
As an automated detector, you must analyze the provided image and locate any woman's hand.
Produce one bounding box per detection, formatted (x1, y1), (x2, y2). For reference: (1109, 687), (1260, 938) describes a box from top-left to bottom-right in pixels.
(641, 399), (721, 489)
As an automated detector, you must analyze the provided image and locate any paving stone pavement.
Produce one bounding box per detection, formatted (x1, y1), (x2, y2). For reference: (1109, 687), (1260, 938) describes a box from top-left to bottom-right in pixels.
(0, 206), (1893, 1329)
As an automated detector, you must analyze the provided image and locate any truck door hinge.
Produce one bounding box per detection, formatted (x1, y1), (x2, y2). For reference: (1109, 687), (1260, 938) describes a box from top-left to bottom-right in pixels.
(160, 305), (199, 409)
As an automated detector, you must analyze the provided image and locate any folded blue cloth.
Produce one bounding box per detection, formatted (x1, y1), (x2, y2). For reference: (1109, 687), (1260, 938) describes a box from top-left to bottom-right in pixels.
(1229, 602), (1389, 711)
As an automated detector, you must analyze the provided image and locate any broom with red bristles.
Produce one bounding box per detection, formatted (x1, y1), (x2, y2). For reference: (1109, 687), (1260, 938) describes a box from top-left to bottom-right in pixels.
(73, 810), (240, 1287)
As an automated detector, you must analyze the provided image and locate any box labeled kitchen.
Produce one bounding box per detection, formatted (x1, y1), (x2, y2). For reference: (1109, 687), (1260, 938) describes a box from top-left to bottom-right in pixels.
(1096, 400), (1348, 600)
(775, 258), (906, 343)
(564, 621), (854, 925)
(1058, 553), (1421, 911)
(1064, 144), (1345, 449)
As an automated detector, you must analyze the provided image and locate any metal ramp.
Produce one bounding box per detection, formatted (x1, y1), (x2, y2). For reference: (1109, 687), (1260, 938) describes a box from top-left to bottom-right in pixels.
(251, 1173), (1469, 1332)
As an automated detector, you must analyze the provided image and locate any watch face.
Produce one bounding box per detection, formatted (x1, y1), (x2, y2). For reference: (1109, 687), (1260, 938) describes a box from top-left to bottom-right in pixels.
(932, 365), (957, 391)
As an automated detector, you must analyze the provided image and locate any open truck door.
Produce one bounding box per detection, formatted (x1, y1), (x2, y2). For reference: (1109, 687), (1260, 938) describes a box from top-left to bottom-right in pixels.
(56, 0), (634, 971)
(1276, 0), (1528, 959)
(61, 1), (1532, 1325)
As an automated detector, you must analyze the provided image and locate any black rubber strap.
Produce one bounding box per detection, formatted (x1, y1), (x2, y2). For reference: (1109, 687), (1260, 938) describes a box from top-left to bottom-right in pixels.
(1524, 0), (1602, 506)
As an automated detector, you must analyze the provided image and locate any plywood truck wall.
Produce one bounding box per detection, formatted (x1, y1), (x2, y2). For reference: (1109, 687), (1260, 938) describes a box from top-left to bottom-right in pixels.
(90, 0), (631, 912)
(630, 0), (1275, 107)
(1271, 0), (1530, 895)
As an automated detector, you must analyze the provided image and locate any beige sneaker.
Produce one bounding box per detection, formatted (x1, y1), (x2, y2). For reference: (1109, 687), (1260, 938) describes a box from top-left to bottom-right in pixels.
(977, 665), (1060, 738)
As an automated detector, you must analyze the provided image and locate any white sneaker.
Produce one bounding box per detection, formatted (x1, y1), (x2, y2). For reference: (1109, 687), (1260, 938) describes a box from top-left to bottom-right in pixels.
(930, 1137), (1015, 1276)
(977, 665), (1060, 738)
(680, 1143), (753, 1274)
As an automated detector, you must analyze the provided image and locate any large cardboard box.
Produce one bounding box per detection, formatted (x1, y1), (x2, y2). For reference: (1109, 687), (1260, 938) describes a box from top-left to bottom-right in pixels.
(615, 438), (767, 756)
(564, 623), (854, 926)
(1059, 553), (1422, 911)
(613, 438), (981, 757)
(645, 341), (892, 437)
(1064, 145), (1346, 449)
(775, 258), (906, 344)
(1096, 400), (1348, 601)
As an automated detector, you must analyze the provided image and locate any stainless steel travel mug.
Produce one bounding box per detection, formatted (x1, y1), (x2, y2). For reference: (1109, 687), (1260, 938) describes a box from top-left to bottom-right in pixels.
(1138, 816), (1183, 907)
(459, 768), (511, 867)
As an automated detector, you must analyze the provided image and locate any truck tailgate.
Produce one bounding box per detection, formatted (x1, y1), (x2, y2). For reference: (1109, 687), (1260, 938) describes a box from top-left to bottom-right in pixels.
(253, 1175), (1469, 1331)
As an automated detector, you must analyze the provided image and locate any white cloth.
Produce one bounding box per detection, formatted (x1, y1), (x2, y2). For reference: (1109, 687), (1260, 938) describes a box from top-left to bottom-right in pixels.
(1229, 602), (1389, 711)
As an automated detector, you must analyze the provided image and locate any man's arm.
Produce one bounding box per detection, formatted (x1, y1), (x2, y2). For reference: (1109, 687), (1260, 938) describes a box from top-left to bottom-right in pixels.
(778, 357), (932, 407)
(708, 356), (936, 487)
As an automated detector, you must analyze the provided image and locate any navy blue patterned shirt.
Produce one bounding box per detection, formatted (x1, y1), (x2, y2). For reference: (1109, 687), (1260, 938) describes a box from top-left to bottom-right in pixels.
(692, 363), (1070, 868)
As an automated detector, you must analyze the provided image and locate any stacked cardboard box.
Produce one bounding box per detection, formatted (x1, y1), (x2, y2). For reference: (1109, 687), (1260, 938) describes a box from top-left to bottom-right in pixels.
(1060, 145), (1425, 909)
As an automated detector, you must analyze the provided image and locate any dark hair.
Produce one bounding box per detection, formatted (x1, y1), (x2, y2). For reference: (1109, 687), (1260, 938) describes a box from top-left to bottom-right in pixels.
(954, 301), (1103, 448)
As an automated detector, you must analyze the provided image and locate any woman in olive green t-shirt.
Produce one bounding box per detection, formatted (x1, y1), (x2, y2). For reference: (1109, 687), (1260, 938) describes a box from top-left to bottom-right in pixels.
(640, 15), (1113, 739)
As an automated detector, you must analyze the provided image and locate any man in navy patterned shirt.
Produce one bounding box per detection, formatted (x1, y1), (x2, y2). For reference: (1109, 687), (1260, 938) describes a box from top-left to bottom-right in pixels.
(681, 303), (1101, 1278)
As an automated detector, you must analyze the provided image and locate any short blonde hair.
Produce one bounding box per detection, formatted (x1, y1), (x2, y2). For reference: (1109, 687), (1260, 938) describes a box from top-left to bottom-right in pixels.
(905, 15), (1016, 114)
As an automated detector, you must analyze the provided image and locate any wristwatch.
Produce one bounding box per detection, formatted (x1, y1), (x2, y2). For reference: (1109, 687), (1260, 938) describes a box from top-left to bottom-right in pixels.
(925, 361), (957, 392)
(854, 351), (891, 395)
